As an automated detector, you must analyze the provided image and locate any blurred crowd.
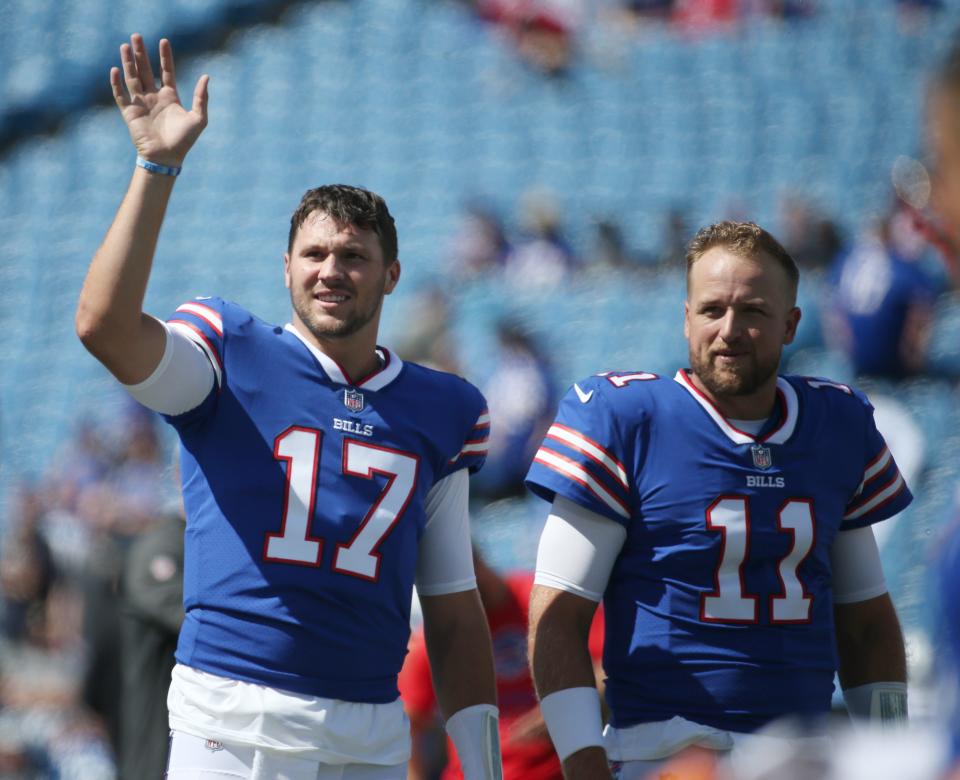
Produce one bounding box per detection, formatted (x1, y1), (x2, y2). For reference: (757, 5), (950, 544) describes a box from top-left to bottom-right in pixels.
(466, 0), (945, 75)
(0, 405), (176, 777)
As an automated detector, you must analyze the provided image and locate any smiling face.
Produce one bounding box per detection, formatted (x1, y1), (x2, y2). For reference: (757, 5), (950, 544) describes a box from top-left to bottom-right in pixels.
(684, 247), (801, 419)
(284, 210), (400, 350)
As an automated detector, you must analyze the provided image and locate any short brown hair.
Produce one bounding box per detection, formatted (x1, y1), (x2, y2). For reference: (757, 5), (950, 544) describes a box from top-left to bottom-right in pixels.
(288, 184), (398, 264)
(685, 220), (799, 302)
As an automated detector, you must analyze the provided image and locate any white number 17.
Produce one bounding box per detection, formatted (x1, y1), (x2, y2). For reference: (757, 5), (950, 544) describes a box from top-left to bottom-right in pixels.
(263, 427), (419, 581)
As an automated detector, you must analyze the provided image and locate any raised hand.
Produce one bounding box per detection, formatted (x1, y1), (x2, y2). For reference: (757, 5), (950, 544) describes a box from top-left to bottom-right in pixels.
(111, 34), (209, 167)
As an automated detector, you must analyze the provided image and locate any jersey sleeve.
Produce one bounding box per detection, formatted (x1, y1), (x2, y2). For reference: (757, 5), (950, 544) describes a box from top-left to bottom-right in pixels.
(166, 297), (226, 389)
(123, 318), (216, 416)
(840, 393), (913, 530)
(438, 382), (489, 479)
(525, 377), (633, 525)
(161, 296), (228, 427)
(416, 470), (476, 596)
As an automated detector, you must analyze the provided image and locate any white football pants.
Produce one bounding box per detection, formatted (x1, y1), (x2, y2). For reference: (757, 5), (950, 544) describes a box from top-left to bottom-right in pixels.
(166, 730), (407, 780)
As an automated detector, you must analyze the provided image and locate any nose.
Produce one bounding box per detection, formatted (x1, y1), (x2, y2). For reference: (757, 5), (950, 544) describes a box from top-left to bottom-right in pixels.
(717, 308), (743, 342)
(316, 253), (347, 283)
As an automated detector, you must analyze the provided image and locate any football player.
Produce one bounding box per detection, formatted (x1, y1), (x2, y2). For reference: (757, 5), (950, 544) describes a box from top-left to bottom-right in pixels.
(76, 35), (501, 780)
(526, 221), (910, 779)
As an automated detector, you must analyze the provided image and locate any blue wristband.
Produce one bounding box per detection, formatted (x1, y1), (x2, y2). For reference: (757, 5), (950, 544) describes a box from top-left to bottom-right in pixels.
(136, 156), (182, 177)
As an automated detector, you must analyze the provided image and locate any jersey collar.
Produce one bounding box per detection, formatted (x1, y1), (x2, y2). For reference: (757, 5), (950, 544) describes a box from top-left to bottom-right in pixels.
(284, 324), (404, 390)
(674, 369), (798, 446)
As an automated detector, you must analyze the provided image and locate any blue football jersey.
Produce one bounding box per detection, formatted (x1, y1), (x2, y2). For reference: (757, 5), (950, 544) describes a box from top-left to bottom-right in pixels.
(526, 369), (912, 733)
(164, 297), (489, 703)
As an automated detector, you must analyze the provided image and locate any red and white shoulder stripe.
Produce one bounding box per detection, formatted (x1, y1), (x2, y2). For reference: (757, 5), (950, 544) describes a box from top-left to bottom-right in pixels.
(533, 423), (631, 519)
(449, 410), (490, 464)
(168, 301), (224, 385)
(173, 302), (223, 336)
(843, 445), (908, 522)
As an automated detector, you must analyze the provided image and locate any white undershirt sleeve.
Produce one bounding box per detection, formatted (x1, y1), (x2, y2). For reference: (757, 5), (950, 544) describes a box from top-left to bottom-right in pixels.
(415, 469), (476, 596)
(123, 317), (217, 416)
(534, 495), (627, 602)
(831, 525), (888, 604)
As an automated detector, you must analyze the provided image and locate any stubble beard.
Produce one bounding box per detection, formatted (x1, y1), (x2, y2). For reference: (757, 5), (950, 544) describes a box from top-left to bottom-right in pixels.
(291, 286), (384, 342)
(690, 347), (781, 399)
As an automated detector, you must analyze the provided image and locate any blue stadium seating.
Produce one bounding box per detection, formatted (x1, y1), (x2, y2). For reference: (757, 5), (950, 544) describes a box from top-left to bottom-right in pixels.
(0, 0), (300, 147)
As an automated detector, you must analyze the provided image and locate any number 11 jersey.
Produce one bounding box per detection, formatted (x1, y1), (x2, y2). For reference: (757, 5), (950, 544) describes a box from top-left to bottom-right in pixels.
(525, 369), (911, 732)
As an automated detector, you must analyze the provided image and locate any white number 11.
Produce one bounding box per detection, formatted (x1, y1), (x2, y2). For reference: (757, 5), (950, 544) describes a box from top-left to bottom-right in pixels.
(701, 496), (815, 624)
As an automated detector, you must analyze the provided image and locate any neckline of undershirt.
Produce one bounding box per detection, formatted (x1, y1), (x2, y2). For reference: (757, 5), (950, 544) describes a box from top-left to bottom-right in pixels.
(728, 417), (768, 436)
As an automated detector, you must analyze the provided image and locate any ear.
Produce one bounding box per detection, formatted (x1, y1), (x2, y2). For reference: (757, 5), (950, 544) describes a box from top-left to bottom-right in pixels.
(783, 306), (802, 345)
(683, 299), (691, 340)
(283, 252), (292, 290)
(384, 259), (401, 295)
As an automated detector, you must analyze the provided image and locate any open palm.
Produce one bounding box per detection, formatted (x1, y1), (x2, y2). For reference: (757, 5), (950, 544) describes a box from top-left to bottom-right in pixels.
(112, 34), (209, 167)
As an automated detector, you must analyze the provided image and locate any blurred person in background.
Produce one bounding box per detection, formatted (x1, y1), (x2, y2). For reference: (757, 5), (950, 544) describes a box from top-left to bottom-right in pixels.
(587, 218), (636, 272)
(400, 550), (605, 780)
(657, 207), (692, 270)
(824, 201), (947, 380)
(0, 483), (116, 776)
(449, 202), (511, 279)
(108, 402), (170, 536)
(119, 507), (185, 780)
(394, 285), (461, 375)
(81, 404), (169, 759)
(504, 189), (576, 289)
(472, 320), (557, 502)
(473, 0), (578, 75)
(1, 483), (56, 646)
(80, 524), (124, 758)
(74, 33), (499, 780)
(778, 194), (843, 273)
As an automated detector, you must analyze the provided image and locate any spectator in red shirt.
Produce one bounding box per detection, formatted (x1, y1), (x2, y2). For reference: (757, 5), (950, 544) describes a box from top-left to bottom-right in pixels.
(400, 552), (605, 780)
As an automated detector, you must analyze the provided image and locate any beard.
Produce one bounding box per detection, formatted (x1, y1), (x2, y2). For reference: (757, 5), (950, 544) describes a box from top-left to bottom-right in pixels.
(290, 285), (384, 342)
(689, 345), (781, 399)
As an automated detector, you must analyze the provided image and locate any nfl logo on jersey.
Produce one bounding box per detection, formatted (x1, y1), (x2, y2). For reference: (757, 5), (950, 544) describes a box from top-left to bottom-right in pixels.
(343, 389), (365, 413)
(751, 444), (773, 469)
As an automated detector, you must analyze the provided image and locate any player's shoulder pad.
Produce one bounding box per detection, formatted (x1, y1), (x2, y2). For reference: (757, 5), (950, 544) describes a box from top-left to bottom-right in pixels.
(170, 294), (227, 318)
(403, 360), (486, 406)
(789, 374), (874, 414)
(170, 296), (262, 335)
(404, 362), (489, 477)
(566, 370), (663, 409)
(401, 360), (487, 417)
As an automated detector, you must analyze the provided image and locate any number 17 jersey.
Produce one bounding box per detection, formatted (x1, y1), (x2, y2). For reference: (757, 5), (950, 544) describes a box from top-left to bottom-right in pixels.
(164, 297), (489, 704)
(525, 369), (911, 733)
